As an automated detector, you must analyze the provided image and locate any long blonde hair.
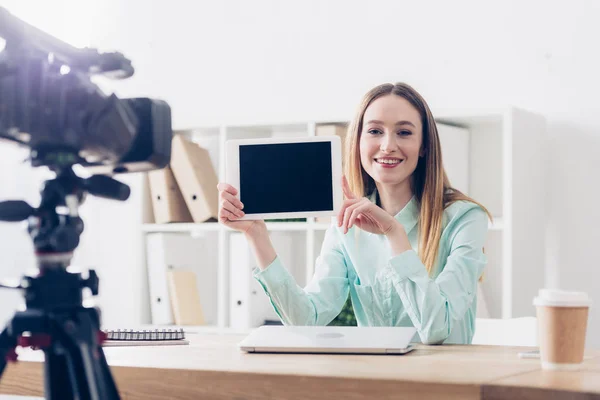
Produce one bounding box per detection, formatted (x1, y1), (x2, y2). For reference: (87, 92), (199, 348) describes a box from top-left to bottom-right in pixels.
(345, 82), (492, 275)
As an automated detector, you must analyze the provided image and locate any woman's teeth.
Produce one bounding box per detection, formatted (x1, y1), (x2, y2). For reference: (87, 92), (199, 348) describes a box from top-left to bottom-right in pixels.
(376, 159), (402, 165)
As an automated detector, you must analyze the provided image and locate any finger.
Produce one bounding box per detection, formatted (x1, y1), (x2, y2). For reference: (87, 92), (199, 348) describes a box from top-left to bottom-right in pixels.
(220, 199), (244, 218)
(220, 191), (244, 210)
(219, 208), (239, 222)
(217, 182), (238, 196)
(348, 202), (369, 230)
(342, 176), (356, 200)
(342, 201), (362, 234)
(346, 200), (369, 231)
(337, 198), (359, 227)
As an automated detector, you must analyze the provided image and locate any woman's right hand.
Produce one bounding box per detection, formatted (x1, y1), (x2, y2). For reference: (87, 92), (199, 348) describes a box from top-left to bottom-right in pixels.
(217, 183), (265, 236)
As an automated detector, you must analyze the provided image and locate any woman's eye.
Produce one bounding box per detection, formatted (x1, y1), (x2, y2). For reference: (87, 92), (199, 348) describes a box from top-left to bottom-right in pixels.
(367, 129), (382, 135)
(398, 130), (412, 136)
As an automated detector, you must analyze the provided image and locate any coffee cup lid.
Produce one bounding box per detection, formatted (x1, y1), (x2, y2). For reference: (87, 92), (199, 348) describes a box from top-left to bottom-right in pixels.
(533, 289), (592, 308)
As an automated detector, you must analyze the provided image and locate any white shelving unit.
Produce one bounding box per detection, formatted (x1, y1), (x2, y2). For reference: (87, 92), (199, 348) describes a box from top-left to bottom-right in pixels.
(140, 107), (546, 328)
(142, 220), (503, 234)
(435, 107), (546, 319)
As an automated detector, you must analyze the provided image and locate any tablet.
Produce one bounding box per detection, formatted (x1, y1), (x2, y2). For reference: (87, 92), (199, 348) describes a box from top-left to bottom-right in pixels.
(226, 136), (342, 220)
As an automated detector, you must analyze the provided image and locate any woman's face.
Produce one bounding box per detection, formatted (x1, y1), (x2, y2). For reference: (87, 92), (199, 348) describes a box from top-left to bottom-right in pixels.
(359, 94), (424, 189)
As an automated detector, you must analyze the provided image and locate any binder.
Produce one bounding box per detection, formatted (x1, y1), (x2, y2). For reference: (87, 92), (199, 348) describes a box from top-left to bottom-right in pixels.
(146, 233), (175, 325)
(167, 269), (205, 326)
(146, 233), (218, 326)
(229, 233), (279, 330)
(148, 166), (193, 223)
(228, 232), (303, 329)
(170, 135), (219, 223)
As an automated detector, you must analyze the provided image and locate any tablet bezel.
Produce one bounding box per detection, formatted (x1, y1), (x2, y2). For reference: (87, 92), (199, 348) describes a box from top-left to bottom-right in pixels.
(226, 135), (343, 221)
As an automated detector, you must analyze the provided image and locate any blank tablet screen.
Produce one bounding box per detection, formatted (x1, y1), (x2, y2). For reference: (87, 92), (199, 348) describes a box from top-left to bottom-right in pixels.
(239, 142), (333, 214)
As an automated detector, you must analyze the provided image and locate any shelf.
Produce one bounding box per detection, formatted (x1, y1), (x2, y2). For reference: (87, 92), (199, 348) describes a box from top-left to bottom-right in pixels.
(135, 108), (546, 330)
(263, 222), (312, 231)
(434, 107), (507, 127)
(143, 218), (503, 234)
(226, 123), (310, 140)
(143, 222), (318, 233)
(142, 223), (221, 233)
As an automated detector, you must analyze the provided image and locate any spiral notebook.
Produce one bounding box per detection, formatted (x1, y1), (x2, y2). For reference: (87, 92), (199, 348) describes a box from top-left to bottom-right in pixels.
(102, 328), (190, 347)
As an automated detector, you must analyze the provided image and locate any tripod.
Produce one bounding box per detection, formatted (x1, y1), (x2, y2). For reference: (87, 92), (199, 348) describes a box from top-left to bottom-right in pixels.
(0, 166), (130, 400)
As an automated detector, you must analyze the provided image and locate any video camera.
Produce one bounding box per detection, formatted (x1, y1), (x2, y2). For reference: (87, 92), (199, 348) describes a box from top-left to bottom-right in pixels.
(0, 6), (173, 399)
(0, 7), (171, 173)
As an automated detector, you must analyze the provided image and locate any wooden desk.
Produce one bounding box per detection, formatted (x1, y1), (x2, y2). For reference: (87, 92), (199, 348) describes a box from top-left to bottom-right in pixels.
(1, 332), (599, 400)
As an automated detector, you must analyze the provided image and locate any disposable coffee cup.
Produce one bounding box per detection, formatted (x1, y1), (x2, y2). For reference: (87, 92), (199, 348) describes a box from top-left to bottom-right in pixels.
(533, 289), (592, 371)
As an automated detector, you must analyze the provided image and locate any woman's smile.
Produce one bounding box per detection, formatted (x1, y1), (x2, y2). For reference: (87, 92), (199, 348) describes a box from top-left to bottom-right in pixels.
(375, 157), (404, 168)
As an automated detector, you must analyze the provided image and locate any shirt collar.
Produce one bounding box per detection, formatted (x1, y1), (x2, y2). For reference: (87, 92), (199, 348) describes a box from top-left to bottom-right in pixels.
(368, 189), (419, 234)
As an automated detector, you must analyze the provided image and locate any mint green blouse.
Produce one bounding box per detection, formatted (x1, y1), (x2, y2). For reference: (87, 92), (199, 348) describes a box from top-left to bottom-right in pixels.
(253, 195), (489, 345)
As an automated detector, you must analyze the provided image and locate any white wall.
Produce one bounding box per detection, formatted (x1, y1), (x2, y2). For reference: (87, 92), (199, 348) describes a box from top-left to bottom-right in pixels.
(2, 0), (599, 347)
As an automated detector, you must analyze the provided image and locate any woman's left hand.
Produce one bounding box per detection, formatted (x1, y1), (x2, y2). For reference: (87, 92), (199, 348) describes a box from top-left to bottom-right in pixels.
(338, 176), (401, 236)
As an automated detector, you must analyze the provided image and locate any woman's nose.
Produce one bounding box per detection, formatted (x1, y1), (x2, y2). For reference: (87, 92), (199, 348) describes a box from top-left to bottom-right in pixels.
(380, 134), (397, 153)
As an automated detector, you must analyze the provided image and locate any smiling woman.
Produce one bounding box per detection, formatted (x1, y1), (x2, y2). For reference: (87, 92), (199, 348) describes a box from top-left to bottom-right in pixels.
(219, 82), (494, 345)
(344, 83), (492, 273)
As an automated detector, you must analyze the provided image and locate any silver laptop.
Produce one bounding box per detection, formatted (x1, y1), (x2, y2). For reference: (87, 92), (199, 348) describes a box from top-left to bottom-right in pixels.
(239, 326), (417, 355)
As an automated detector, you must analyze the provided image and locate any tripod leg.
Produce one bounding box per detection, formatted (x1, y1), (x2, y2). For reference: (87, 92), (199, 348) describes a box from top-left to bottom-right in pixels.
(0, 325), (17, 378)
(50, 311), (120, 400)
(95, 346), (120, 399)
(45, 350), (75, 400)
(78, 341), (120, 400)
(79, 323), (120, 400)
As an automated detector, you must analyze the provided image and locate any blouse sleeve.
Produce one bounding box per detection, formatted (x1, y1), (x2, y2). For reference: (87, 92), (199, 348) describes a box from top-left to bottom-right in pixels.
(253, 226), (349, 326)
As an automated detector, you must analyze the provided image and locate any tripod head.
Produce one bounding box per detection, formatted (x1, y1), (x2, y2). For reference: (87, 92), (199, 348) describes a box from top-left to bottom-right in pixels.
(0, 161), (130, 303)
(0, 163), (130, 264)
